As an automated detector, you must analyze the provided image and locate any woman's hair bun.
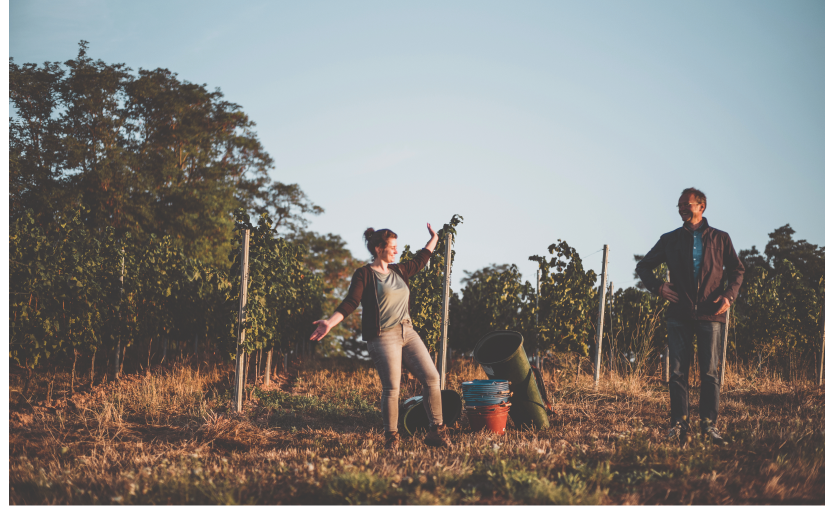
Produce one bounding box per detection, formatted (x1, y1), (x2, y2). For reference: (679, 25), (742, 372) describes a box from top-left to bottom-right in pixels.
(363, 227), (398, 259)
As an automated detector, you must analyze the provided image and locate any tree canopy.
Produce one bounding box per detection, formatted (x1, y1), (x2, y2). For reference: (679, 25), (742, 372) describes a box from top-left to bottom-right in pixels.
(10, 41), (320, 267)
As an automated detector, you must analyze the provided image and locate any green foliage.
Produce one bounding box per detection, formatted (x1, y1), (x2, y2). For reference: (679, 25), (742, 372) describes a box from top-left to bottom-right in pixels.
(224, 209), (324, 359)
(607, 287), (668, 374)
(321, 472), (391, 504)
(450, 264), (533, 352)
(10, 208), (117, 367)
(10, 41), (319, 268)
(733, 226), (825, 371)
(399, 215), (463, 352)
(449, 240), (604, 357)
(740, 261), (822, 360)
(470, 458), (606, 504)
(10, 202), (325, 374)
(291, 230), (364, 356)
(530, 240), (598, 355)
(255, 387), (380, 424)
(9, 205), (230, 370)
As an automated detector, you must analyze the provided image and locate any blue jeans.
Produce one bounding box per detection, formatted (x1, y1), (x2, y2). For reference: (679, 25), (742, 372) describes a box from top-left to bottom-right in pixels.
(667, 319), (723, 427)
(366, 319), (443, 432)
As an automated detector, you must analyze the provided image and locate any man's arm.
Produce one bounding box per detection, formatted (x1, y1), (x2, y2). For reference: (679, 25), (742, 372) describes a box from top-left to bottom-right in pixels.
(635, 235), (668, 295)
(721, 233), (745, 303)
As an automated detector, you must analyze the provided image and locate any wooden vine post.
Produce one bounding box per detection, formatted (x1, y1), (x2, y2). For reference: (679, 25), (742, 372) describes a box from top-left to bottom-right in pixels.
(593, 245), (609, 385)
(608, 281), (614, 374)
(817, 299), (826, 386)
(662, 269), (670, 383)
(264, 349), (273, 387)
(114, 248), (125, 380)
(437, 233), (452, 390)
(720, 308), (731, 388)
(233, 229), (251, 413)
(536, 268), (542, 377)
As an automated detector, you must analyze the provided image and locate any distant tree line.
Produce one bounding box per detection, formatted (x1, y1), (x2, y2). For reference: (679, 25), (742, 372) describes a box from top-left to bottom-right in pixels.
(11, 42), (824, 385)
(447, 227), (824, 380)
(9, 42), (359, 388)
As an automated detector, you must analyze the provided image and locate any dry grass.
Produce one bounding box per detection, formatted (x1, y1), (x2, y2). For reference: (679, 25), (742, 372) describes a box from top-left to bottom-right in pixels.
(9, 353), (825, 504)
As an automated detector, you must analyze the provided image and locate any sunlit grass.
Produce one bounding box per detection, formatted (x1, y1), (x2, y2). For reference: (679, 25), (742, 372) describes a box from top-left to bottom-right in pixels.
(10, 353), (825, 504)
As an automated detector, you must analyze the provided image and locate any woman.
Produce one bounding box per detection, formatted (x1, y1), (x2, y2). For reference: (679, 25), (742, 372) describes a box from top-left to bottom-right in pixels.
(309, 224), (449, 450)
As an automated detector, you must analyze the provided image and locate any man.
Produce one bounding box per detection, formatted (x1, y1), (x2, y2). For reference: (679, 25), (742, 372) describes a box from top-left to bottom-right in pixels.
(636, 188), (744, 446)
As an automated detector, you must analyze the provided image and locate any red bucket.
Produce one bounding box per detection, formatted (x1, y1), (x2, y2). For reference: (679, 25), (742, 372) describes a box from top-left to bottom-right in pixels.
(466, 402), (510, 415)
(466, 404), (510, 434)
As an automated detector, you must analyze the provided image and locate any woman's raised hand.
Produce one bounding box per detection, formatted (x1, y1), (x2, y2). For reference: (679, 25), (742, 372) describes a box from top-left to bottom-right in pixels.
(427, 223), (439, 239)
(424, 223), (440, 252)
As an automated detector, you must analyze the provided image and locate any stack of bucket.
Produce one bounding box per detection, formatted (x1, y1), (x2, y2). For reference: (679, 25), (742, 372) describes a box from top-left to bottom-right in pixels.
(461, 380), (511, 434)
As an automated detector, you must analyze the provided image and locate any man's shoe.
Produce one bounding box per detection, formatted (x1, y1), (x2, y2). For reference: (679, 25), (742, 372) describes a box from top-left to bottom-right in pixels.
(701, 423), (726, 446)
(667, 423), (691, 447)
(384, 431), (399, 450)
(423, 423), (451, 448)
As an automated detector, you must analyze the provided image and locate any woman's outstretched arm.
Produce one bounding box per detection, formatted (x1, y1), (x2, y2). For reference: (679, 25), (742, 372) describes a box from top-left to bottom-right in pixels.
(310, 267), (365, 342)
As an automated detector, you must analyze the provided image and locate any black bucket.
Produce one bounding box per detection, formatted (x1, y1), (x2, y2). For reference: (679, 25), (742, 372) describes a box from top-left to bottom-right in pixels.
(401, 390), (462, 436)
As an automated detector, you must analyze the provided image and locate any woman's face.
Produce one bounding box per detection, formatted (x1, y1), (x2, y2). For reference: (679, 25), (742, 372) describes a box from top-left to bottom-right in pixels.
(376, 237), (398, 263)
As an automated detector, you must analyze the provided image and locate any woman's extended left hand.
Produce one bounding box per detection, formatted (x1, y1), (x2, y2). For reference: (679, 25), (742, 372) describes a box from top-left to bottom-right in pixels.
(424, 223), (440, 252)
(427, 223), (439, 240)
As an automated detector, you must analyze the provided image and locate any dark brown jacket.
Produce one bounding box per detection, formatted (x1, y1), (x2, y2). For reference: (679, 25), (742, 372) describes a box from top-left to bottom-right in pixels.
(635, 218), (745, 323)
(334, 248), (432, 341)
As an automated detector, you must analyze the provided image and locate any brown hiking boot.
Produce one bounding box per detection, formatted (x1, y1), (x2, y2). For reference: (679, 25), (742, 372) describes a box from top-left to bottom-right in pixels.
(384, 431), (399, 450)
(423, 423), (451, 448)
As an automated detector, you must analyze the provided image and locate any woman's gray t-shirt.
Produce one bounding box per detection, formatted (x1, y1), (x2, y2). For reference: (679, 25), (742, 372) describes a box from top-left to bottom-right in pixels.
(372, 268), (411, 330)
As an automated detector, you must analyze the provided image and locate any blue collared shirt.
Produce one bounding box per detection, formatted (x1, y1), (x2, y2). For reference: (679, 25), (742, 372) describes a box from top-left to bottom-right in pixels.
(693, 230), (703, 280)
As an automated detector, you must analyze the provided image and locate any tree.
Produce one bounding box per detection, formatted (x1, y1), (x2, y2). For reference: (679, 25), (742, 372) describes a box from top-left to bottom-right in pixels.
(450, 264), (532, 353)
(740, 261), (821, 372)
(223, 209), (323, 360)
(290, 230), (364, 357)
(608, 286), (667, 374)
(10, 41), (321, 267)
(763, 225), (824, 291)
(735, 226), (825, 367)
(530, 240), (598, 356)
(399, 215), (463, 352)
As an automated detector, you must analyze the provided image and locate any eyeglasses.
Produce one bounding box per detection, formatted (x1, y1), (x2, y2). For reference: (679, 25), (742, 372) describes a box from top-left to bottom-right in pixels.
(676, 202), (703, 208)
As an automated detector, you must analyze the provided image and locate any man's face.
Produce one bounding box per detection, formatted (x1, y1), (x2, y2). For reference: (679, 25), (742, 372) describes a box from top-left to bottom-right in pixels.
(677, 194), (705, 222)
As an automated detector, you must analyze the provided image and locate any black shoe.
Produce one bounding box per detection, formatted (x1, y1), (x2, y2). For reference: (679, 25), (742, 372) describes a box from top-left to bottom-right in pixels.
(667, 422), (691, 447)
(423, 423), (451, 448)
(384, 431), (399, 450)
(701, 423), (726, 445)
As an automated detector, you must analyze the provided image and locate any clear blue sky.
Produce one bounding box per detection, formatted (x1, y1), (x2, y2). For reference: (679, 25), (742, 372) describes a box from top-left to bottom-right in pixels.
(10, 1), (825, 292)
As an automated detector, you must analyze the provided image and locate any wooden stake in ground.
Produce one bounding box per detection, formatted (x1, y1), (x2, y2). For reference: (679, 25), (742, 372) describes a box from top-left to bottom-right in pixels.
(71, 348), (78, 393)
(536, 268), (542, 378)
(114, 248), (124, 380)
(89, 350), (96, 386)
(662, 269), (670, 384)
(233, 229), (251, 413)
(608, 281), (614, 375)
(437, 232), (452, 391)
(817, 294), (826, 386)
(594, 245), (609, 385)
(720, 307), (730, 388)
(264, 348), (273, 387)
